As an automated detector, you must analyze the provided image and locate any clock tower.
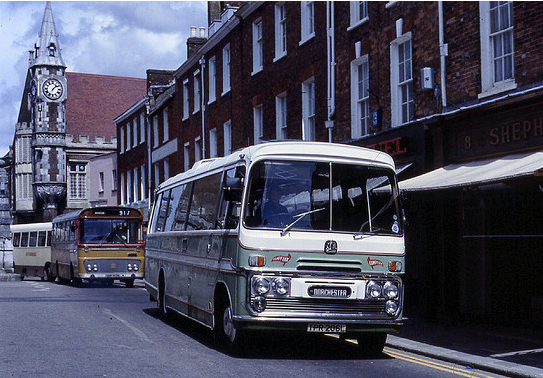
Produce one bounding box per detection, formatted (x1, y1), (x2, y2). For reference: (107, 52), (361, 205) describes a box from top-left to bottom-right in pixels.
(27, 1), (67, 220)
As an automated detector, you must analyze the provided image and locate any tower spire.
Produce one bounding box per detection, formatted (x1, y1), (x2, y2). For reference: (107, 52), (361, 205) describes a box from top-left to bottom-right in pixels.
(31, 1), (66, 68)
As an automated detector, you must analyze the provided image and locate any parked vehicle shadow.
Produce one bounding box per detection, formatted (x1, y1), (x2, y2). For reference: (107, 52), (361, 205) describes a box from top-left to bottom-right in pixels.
(143, 307), (392, 360)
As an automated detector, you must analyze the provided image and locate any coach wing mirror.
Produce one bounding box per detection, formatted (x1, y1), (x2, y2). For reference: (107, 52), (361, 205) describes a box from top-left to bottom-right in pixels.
(224, 176), (242, 202)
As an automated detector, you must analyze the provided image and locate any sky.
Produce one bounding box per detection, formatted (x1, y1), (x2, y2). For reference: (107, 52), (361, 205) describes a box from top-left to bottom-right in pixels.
(0, 1), (208, 157)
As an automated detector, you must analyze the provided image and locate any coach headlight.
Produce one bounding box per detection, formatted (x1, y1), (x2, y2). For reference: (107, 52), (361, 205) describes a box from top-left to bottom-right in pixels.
(272, 278), (290, 295)
(252, 277), (271, 295)
(383, 281), (399, 299)
(366, 281), (382, 298)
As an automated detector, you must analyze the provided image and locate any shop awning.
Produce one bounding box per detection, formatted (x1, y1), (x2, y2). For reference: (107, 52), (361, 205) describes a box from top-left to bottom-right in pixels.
(399, 151), (543, 192)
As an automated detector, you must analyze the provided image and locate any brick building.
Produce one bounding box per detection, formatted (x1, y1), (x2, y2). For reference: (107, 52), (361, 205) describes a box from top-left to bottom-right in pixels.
(118, 1), (543, 326)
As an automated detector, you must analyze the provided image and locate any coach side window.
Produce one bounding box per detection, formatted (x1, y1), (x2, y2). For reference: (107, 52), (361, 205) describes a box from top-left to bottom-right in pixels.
(172, 183), (192, 231)
(165, 184), (185, 231)
(186, 173), (222, 231)
(155, 190), (171, 232)
(12, 233), (20, 247)
(38, 231), (47, 247)
(21, 232), (29, 247)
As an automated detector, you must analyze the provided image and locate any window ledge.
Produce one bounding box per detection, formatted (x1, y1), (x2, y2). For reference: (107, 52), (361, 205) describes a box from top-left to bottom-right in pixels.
(222, 88), (231, 97)
(478, 81), (517, 99)
(347, 17), (369, 32)
(273, 52), (287, 63)
(299, 33), (315, 47)
(251, 67), (263, 76)
(208, 98), (216, 105)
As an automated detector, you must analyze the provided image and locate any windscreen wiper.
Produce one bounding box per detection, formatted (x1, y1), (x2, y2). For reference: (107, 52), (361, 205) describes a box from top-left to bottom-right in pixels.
(281, 208), (325, 237)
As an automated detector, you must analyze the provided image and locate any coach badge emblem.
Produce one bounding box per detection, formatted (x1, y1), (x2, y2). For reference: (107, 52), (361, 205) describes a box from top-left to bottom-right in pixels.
(324, 240), (338, 254)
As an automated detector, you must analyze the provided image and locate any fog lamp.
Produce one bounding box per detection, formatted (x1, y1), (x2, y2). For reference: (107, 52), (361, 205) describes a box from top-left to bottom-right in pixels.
(252, 296), (267, 313)
(385, 300), (399, 316)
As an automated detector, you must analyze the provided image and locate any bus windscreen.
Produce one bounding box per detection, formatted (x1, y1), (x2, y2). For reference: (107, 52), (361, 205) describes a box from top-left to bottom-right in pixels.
(80, 219), (141, 244)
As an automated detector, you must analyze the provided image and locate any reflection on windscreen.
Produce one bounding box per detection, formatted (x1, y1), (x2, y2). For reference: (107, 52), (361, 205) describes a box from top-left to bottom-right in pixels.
(80, 219), (141, 244)
(244, 160), (402, 235)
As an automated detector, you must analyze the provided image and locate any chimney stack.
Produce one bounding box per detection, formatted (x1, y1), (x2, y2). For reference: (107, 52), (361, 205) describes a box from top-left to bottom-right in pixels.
(187, 26), (207, 59)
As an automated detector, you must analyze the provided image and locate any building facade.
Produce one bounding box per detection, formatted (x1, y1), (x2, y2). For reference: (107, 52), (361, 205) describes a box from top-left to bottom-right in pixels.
(117, 1), (543, 326)
(11, 2), (147, 223)
(88, 152), (118, 208)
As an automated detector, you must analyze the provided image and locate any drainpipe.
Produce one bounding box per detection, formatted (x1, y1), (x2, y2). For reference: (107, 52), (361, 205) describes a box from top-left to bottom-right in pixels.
(438, 1), (448, 108)
(325, 1), (335, 142)
(199, 56), (206, 159)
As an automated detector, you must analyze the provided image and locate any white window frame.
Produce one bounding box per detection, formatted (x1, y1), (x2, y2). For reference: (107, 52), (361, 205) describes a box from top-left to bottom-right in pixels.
(164, 159), (170, 181)
(208, 56), (216, 104)
(253, 105), (264, 144)
(132, 118), (138, 148)
(120, 126), (125, 153)
(163, 108), (169, 142)
(154, 163), (160, 189)
(300, 1), (315, 45)
(223, 120), (232, 156)
(195, 137), (202, 162)
(99, 172), (105, 193)
(127, 169), (132, 203)
(390, 32), (414, 127)
(153, 115), (159, 147)
(140, 165), (145, 200)
(275, 92), (288, 140)
(222, 44), (231, 95)
(184, 142), (191, 171)
(126, 122), (131, 151)
(351, 55), (370, 138)
(479, 1), (516, 98)
(193, 70), (201, 114)
(348, 1), (369, 31)
(68, 162), (87, 200)
(183, 79), (190, 120)
(120, 172), (125, 204)
(112, 169), (117, 192)
(209, 128), (218, 158)
(274, 3), (287, 61)
(133, 167), (139, 202)
(302, 77), (316, 141)
(252, 18), (263, 75)
(139, 113), (145, 144)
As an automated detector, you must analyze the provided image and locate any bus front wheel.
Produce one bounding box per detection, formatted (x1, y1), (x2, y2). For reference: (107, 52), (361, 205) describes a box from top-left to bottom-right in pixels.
(214, 296), (246, 354)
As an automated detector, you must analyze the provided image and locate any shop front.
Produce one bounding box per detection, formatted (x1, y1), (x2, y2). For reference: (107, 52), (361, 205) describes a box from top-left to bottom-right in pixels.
(400, 94), (543, 326)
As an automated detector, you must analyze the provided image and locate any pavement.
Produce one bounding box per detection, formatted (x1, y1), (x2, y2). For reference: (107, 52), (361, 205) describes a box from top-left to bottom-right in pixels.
(387, 317), (543, 377)
(2, 272), (542, 377)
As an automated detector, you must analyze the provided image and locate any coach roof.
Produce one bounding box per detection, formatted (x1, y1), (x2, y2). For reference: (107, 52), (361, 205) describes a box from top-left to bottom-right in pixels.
(158, 141), (394, 192)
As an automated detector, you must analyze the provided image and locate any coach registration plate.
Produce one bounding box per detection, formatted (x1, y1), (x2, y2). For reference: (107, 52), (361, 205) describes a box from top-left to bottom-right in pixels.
(307, 324), (346, 333)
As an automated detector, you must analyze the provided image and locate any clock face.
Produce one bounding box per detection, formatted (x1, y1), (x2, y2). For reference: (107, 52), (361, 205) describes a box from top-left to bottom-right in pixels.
(42, 78), (63, 100)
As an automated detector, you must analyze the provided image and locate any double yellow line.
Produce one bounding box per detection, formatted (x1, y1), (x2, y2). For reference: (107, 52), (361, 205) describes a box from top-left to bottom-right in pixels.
(384, 347), (495, 378)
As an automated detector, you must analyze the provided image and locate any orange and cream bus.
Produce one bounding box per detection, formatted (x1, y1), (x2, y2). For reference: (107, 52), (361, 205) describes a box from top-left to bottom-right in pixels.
(51, 206), (144, 287)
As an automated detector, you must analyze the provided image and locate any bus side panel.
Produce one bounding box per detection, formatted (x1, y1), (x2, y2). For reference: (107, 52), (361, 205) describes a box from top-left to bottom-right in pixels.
(189, 232), (224, 327)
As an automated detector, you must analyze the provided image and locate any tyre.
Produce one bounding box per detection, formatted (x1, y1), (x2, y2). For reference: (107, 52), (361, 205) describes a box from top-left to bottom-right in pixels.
(214, 296), (246, 355)
(124, 279), (135, 288)
(157, 273), (169, 318)
(356, 332), (387, 357)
